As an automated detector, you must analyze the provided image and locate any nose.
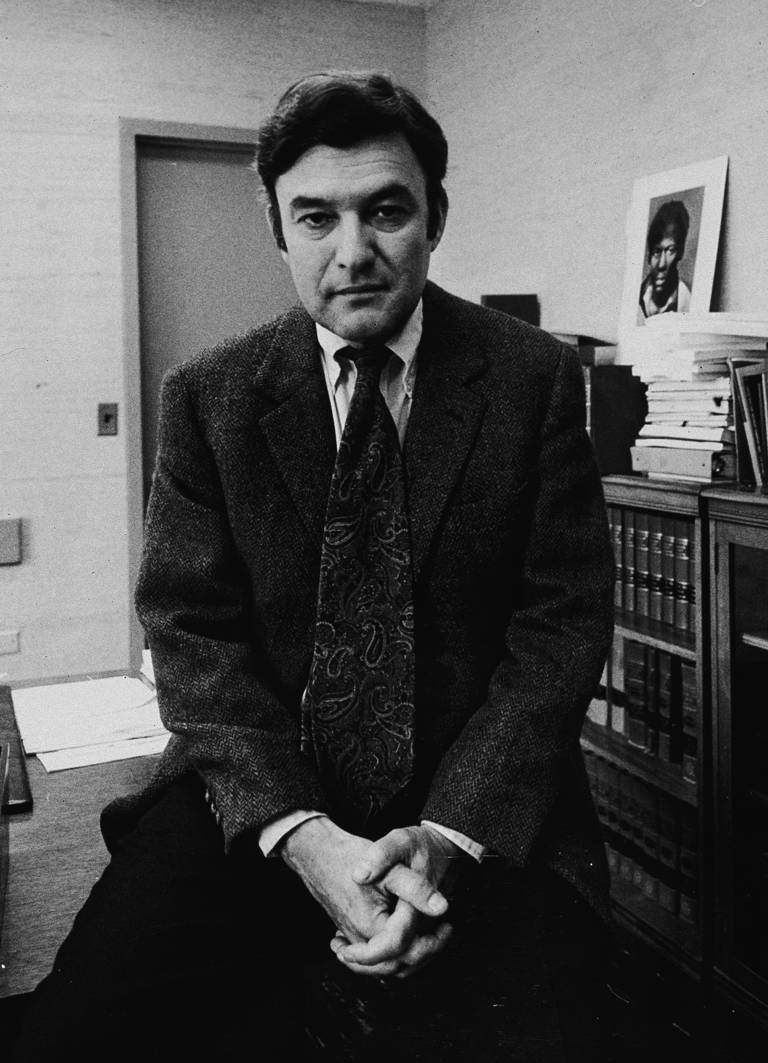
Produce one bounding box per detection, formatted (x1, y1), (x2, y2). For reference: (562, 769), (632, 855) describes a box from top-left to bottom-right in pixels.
(334, 214), (375, 272)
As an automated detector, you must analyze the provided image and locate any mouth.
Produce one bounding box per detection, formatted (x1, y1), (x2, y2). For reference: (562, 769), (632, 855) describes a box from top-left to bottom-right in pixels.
(333, 284), (386, 297)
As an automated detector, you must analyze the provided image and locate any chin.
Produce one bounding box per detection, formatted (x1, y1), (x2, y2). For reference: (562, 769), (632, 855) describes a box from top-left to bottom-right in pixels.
(334, 312), (399, 345)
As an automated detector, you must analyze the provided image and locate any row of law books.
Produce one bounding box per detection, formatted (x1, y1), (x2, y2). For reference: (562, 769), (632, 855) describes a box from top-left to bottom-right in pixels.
(628, 312), (768, 483)
(584, 748), (698, 924)
(606, 505), (695, 631)
(624, 639), (698, 783)
(585, 638), (697, 784)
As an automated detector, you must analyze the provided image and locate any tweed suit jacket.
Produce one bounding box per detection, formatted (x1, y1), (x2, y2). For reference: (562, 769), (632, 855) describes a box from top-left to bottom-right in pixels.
(111, 281), (615, 916)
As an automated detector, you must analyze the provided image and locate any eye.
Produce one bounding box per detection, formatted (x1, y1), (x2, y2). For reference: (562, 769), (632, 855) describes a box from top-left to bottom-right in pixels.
(297, 211), (334, 232)
(369, 203), (411, 230)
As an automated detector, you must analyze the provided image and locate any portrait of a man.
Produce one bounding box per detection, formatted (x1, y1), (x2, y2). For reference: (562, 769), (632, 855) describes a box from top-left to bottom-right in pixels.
(638, 199), (692, 318)
(636, 187), (703, 324)
(618, 156), (727, 356)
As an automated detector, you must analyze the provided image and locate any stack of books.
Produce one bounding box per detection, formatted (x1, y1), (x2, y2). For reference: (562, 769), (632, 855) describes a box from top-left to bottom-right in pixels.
(629, 313), (768, 483)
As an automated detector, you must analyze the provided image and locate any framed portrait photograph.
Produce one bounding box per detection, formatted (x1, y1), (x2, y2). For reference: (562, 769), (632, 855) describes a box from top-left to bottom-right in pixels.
(617, 155), (728, 358)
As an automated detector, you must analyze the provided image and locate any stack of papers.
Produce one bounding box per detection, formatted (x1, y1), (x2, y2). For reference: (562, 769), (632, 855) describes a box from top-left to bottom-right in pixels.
(13, 670), (169, 772)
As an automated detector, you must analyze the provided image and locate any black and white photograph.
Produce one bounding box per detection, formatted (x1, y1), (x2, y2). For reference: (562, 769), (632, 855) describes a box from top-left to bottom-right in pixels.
(618, 154), (728, 352)
(1, 4), (767, 1063)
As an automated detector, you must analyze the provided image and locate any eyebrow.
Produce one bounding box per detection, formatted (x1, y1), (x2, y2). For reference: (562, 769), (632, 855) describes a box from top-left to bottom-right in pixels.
(287, 182), (419, 216)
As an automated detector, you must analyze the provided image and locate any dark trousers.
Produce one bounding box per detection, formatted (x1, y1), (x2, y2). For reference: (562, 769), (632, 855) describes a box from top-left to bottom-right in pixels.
(12, 774), (619, 1062)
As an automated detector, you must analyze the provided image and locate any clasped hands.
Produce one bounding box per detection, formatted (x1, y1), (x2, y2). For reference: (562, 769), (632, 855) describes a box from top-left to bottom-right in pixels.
(281, 817), (463, 979)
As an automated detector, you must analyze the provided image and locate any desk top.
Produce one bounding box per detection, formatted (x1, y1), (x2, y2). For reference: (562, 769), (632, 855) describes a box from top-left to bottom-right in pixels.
(0, 754), (157, 997)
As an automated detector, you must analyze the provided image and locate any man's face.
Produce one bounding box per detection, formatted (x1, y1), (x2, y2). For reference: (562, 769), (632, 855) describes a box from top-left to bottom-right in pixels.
(648, 227), (681, 296)
(274, 133), (445, 344)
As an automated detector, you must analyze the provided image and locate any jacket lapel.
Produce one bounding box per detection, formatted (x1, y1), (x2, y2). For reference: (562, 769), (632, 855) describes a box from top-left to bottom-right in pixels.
(255, 307), (336, 550)
(405, 286), (488, 582)
(251, 286), (490, 579)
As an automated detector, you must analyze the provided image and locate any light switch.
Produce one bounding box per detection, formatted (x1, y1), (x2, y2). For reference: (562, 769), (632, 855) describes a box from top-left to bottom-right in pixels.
(98, 403), (118, 436)
(0, 518), (22, 565)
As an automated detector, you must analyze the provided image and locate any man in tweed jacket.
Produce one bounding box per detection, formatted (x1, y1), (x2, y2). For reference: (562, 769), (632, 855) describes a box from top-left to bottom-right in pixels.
(14, 72), (616, 1061)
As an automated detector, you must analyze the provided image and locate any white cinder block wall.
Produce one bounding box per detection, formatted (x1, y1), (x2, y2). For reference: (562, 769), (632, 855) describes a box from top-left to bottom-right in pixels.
(3, 0), (767, 682)
(0, 0), (425, 682)
(425, 0), (768, 341)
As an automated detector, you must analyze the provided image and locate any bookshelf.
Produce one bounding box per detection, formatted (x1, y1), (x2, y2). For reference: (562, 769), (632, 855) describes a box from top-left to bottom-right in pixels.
(584, 474), (707, 976)
(586, 475), (768, 1052)
(704, 486), (768, 1045)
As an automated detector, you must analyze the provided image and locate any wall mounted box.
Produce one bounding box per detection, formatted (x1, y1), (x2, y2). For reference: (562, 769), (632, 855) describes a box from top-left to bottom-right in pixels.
(0, 519), (22, 566)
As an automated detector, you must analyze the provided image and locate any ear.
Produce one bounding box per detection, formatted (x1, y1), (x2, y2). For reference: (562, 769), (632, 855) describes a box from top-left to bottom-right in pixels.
(265, 202), (287, 254)
(429, 195), (448, 253)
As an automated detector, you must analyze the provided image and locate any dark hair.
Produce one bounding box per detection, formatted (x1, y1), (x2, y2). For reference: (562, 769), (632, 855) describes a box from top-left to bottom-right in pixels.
(255, 70), (448, 249)
(646, 199), (690, 260)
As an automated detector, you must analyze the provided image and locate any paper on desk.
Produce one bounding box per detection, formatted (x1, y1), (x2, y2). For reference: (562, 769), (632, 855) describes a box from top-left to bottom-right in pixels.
(141, 648), (155, 686)
(12, 676), (166, 754)
(37, 732), (170, 772)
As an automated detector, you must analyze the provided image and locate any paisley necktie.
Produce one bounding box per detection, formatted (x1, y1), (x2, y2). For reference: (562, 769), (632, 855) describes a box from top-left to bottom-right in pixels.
(302, 346), (416, 823)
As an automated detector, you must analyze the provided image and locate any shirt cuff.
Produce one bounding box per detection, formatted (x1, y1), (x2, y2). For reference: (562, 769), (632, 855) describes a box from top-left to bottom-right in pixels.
(258, 810), (327, 858)
(421, 820), (486, 862)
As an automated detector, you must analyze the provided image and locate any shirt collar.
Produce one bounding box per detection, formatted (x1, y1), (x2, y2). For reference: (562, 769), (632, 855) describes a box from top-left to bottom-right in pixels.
(316, 300), (423, 389)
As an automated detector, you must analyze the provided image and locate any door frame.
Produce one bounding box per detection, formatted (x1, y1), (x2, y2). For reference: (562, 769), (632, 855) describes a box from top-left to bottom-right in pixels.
(120, 118), (262, 671)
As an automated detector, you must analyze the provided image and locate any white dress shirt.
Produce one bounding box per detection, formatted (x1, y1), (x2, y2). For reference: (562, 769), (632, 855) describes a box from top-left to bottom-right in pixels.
(258, 301), (485, 863)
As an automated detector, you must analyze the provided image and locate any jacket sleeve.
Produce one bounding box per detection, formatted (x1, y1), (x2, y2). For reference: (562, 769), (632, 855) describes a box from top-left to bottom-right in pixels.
(135, 366), (329, 851)
(419, 347), (615, 865)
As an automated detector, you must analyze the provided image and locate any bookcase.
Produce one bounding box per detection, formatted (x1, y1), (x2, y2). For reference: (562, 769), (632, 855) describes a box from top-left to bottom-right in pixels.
(584, 475), (768, 1054)
(704, 486), (768, 1047)
(582, 474), (707, 975)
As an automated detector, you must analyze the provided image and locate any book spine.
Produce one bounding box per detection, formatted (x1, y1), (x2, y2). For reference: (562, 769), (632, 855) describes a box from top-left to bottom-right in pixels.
(674, 518), (693, 633)
(644, 644), (659, 757)
(656, 650), (674, 765)
(583, 365), (592, 435)
(592, 751), (608, 824)
(616, 769), (636, 887)
(661, 517), (677, 626)
(609, 635), (626, 738)
(607, 505), (624, 612)
(627, 774), (647, 897)
(656, 792), (680, 915)
(622, 509), (636, 614)
(639, 782), (660, 904)
(624, 638), (648, 750)
(604, 760), (620, 838)
(634, 510), (649, 618)
(678, 803), (698, 925)
(648, 514), (664, 623)
(681, 660), (698, 784)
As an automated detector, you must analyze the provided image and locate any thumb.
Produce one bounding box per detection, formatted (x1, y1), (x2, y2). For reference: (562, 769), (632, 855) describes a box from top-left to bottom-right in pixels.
(352, 830), (411, 884)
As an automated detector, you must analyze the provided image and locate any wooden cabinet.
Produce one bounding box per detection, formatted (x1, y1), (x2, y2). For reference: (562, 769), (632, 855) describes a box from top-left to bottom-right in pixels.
(585, 476), (768, 1051)
(582, 475), (707, 977)
(704, 487), (768, 1039)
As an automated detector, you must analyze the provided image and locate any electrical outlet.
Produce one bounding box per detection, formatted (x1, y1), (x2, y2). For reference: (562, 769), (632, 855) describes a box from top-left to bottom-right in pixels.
(98, 403), (118, 436)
